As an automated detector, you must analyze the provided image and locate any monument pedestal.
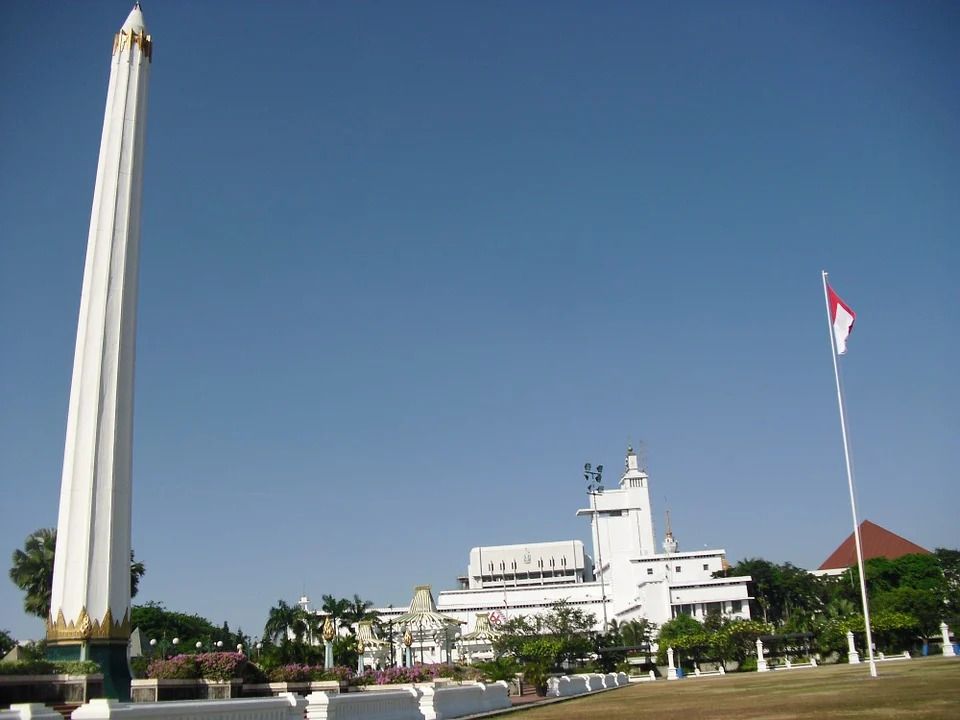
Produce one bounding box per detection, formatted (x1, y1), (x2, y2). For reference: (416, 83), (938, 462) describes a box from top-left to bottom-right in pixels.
(47, 642), (131, 701)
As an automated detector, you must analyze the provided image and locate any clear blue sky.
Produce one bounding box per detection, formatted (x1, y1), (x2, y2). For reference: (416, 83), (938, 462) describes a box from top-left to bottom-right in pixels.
(1, 1), (957, 643)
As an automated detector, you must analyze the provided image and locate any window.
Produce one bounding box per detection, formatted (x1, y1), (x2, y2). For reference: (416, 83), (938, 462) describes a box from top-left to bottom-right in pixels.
(675, 565), (682, 573)
(703, 564), (709, 571)
(646, 568), (654, 576)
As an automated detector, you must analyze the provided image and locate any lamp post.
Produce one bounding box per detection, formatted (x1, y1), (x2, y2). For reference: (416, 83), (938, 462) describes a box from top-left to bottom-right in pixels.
(171, 638), (179, 658)
(584, 462), (609, 632)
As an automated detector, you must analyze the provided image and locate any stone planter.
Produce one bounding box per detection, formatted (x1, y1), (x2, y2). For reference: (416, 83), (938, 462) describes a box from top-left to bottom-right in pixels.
(130, 678), (201, 702)
(241, 681), (313, 697)
(0, 674), (104, 707)
(200, 679), (243, 699)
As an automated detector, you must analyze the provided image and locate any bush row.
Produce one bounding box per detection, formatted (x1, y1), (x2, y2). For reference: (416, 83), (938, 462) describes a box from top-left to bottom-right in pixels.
(0, 660), (101, 676)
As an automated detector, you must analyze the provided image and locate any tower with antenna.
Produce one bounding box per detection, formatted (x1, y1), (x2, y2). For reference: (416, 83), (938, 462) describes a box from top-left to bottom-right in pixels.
(663, 510), (679, 554)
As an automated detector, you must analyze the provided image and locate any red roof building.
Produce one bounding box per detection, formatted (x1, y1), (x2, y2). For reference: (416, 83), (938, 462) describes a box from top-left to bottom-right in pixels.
(818, 520), (930, 571)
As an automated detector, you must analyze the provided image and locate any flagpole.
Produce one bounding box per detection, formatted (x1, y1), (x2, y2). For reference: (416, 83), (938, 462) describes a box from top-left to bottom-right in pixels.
(821, 270), (877, 678)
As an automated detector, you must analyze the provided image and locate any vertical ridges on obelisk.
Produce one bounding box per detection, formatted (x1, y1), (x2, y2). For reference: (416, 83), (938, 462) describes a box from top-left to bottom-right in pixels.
(47, 4), (151, 700)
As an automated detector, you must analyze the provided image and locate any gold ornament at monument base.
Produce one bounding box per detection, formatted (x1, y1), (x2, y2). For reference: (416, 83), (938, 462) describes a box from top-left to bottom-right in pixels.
(402, 630), (414, 648)
(46, 607), (131, 643)
(322, 617), (336, 642)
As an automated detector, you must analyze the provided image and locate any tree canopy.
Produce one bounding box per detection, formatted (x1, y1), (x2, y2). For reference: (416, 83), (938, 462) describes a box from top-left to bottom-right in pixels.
(9, 528), (146, 620)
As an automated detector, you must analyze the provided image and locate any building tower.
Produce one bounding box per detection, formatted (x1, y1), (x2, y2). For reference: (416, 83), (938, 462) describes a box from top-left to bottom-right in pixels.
(663, 510), (678, 554)
(47, 4), (152, 700)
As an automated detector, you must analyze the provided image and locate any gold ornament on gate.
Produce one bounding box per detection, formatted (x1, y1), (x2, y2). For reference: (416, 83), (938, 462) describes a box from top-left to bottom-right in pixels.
(322, 617), (336, 642)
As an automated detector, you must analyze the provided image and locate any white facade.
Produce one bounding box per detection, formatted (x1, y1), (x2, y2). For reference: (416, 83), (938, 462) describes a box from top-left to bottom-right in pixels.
(370, 448), (752, 663)
(460, 540), (593, 590)
(49, 3), (151, 642)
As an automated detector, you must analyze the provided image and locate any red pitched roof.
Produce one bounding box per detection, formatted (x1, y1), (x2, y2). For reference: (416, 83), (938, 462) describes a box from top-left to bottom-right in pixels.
(818, 520), (930, 570)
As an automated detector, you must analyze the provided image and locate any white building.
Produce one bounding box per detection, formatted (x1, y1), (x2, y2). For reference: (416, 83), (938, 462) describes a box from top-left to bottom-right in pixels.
(371, 448), (752, 663)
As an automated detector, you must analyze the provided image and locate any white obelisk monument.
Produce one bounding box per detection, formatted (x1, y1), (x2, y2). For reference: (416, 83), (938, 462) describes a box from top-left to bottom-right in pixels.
(47, 4), (152, 700)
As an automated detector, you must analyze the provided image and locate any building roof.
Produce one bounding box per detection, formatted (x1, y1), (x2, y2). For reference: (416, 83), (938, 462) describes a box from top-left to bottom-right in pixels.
(391, 585), (463, 628)
(818, 520), (930, 570)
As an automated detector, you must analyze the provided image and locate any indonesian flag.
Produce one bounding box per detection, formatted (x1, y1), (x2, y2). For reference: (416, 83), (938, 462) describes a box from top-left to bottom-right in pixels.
(827, 284), (856, 355)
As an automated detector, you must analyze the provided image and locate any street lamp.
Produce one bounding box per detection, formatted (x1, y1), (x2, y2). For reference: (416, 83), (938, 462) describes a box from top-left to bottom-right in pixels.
(584, 462), (609, 631)
(149, 638), (157, 657)
(171, 637), (179, 657)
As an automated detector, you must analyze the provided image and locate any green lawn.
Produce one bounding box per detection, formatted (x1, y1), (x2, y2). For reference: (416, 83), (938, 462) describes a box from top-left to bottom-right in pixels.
(515, 657), (960, 719)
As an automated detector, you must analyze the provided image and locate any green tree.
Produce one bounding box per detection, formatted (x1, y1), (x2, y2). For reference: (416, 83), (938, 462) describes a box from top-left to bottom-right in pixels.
(263, 600), (301, 645)
(8, 528), (55, 619)
(0, 629), (15, 657)
(656, 614), (710, 667)
(710, 619), (773, 668)
(936, 548), (960, 628)
(620, 618), (656, 649)
(130, 602), (227, 653)
(321, 595), (351, 634)
(341, 594), (377, 633)
(9, 528), (146, 620)
(493, 600), (597, 672)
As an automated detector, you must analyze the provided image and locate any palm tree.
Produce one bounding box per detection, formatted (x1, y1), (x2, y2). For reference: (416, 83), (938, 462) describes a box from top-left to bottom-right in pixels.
(321, 595), (350, 634)
(9, 528), (146, 620)
(263, 600), (298, 645)
(341, 594), (377, 634)
(9, 528), (56, 618)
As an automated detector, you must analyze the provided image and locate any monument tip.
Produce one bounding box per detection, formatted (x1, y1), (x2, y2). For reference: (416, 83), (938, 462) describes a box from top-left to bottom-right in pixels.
(122, 3), (147, 33)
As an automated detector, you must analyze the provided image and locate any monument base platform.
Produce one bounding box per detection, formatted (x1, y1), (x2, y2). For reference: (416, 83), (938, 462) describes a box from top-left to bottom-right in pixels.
(47, 641), (131, 701)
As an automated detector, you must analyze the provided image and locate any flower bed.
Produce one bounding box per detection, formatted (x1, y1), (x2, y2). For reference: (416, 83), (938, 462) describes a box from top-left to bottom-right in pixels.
(146, 652), (247, 681)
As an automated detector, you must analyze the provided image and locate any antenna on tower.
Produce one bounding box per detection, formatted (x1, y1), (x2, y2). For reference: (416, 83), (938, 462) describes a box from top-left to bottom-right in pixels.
(636, 440), (647, 471)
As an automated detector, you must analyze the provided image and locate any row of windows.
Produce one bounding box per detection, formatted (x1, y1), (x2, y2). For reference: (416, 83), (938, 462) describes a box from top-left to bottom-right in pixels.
(645, 563), (711, 576)
(486, 556), (572, 571)
(672, 600), (743, 618)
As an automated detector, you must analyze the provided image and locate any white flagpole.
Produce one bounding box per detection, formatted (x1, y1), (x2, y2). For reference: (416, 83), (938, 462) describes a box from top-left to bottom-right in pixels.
(821, 270), (877, 678)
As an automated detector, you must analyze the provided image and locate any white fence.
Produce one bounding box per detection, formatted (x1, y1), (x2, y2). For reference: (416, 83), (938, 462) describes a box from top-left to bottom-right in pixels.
(547, 672), (629, 698)
(0, 704), (65, 720)
(70, 694), (306, 719)
(66, 682), (510, 720)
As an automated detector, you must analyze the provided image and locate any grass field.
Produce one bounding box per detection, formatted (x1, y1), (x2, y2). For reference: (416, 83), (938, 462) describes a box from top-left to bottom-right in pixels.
(513, 657), (960, 719)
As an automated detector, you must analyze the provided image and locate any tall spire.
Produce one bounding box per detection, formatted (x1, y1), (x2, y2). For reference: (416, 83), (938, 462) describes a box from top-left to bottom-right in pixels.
(48, 3), (152, 701)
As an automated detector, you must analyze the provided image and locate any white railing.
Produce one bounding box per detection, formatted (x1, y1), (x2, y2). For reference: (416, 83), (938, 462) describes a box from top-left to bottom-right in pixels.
(305, 681), (510, 720)
(581, 674), (605, 691)
(875, 651), (911, 663)
(306, 688), (419, 720)
(547, 671), (630, 698)
(71, 693), (306, 720)
(0, 704), (65, 720)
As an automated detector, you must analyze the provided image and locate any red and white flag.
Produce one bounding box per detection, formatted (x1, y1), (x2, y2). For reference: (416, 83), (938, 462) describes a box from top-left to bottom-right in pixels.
(827, 284), (856, 355)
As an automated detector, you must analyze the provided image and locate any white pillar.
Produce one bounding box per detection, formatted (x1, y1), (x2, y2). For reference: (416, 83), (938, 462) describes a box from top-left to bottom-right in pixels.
(941, 623), (956, 657)
(756, 639), (768, 672)
(846, 631), (860, 664)
(666, 647), (677, 680)
(48, 4), (151, 683)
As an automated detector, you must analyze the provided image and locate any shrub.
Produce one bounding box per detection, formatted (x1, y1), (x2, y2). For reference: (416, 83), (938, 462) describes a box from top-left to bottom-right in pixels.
(197, 652), (247, 680)
(146, 654), (199, 680)
(130, 656), (150, 679)
(242, 662), (268, 684)
(267, 664), (312, 682)
(475, 657), (520, 683)
(0, 660), (100, 676)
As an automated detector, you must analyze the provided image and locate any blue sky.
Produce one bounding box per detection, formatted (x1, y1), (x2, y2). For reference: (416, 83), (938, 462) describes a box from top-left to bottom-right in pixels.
(1, 1), (957, 642)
